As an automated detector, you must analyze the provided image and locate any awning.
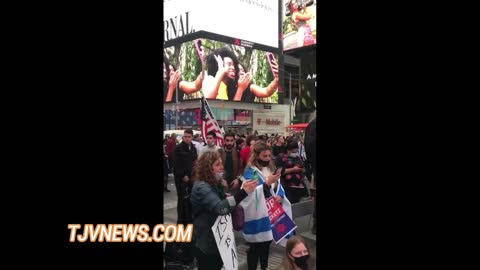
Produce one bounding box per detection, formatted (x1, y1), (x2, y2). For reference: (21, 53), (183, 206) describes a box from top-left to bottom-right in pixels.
(285, 123), (309, 129)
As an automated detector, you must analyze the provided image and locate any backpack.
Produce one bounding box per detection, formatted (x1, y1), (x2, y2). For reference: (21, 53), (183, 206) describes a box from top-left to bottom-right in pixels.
(231, 204), (245, 231)
(164, 241), (194, 266)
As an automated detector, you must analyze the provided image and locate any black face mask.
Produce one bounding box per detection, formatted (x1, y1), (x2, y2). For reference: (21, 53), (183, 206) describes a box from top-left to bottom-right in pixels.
(257, 159), (270, 167)
(292, 254), (309, 270)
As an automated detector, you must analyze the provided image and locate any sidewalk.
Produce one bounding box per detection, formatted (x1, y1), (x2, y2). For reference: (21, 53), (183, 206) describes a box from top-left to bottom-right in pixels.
(163, 174), (316, 270)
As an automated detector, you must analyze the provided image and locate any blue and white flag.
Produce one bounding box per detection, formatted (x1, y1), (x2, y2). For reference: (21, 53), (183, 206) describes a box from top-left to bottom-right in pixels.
(274, 180), (294, 247)
(239, 167), (296, 245)
(239, 167), (272, 243)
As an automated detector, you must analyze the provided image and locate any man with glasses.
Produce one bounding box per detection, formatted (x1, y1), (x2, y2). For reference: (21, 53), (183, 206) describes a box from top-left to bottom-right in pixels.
(220, 132), (243, 195)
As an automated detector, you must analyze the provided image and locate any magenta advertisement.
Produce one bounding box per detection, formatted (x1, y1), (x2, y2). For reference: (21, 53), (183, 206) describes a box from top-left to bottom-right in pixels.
(283, 0), (317, 51)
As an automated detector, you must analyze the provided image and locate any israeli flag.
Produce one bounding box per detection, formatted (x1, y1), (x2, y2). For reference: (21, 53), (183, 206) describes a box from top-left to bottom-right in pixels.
(274, 180), (294, 247)
(239, 167), (273, 243)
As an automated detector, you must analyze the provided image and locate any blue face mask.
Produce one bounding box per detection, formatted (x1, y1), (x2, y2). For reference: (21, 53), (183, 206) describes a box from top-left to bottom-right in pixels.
(215, 172), (224, 181)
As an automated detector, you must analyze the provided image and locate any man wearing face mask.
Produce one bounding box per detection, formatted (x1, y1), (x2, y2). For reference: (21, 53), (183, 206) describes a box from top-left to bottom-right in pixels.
(198, 131), (222, 157)
(275, 141), (307, 204)
(220, 132), (243, 195)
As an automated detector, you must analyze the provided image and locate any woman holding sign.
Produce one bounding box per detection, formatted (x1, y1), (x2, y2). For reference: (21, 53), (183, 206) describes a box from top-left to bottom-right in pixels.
(240, 141), (289, 270)
(190, 151), (258, 270)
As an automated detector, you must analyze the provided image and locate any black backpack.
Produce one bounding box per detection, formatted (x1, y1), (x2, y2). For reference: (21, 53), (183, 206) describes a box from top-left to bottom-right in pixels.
(164, 241), (194, 268)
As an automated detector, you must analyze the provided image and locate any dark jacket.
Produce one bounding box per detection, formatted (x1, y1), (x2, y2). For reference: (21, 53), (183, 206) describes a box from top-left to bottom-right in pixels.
(220, 146), (242, 184)
(190, 181), (247, 256)
(304, 117), (316, 187)
(173, 142), (198, 179)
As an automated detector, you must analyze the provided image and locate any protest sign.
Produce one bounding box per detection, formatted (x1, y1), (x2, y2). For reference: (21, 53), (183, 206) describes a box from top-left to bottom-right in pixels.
(266, 197), (297, 243)
(212, 214), (238, 270)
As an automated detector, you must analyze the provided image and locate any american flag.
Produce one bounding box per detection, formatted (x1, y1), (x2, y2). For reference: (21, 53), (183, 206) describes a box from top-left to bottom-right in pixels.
(200, 95), (224, 146)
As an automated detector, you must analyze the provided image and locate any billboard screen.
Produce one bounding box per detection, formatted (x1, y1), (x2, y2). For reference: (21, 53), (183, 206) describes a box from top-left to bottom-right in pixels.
(163, 37), (280, 104)
(164, 0), (279, 48)
(282, 0), (317, 51)
(299, 50), (316, 112)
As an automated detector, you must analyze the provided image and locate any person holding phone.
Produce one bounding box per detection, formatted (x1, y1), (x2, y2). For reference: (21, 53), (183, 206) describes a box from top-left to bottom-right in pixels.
(190, 151), (258, 270)
(240, 141), (282, 270)
(163, 53), (204, 102)
(233, 61), (279, 102)
(202, 47), (278, 103)
(275, 141), (307, 204)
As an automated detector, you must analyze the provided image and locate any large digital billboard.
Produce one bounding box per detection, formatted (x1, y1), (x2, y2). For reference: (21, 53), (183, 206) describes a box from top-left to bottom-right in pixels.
(164, 0), (279, 48)
(299, 50), (316, 112)
(163, 36), (280, 104)
(282, 0), (317, 51)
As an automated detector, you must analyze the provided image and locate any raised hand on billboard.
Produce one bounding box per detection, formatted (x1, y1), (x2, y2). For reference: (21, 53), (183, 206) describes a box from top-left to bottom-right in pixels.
(271, 58), (279, 79)
(238, 72), (251, 88)
(169, 70), (180, 88)
(233, 72), (251, 101)
(214, 54), (229, 78)
(165, 70), (180, 102)
(249, 69), (279, 99)
(179, 72), (204, 95)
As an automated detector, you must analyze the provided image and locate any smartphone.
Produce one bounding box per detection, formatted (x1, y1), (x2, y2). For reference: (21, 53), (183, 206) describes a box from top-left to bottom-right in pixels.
(265, 52), (277, 77)
(274, 167), (283, 175)
(193, 39), (203, 61)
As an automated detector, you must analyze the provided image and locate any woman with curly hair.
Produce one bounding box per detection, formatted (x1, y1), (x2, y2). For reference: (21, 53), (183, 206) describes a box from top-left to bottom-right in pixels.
(203, 47), (279, 103)
(202, 47), (242, 101)
(190, 151), (258, 270)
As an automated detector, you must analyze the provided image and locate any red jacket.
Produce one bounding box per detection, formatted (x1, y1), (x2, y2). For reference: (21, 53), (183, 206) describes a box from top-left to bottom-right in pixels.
(165, 138), (176, 160)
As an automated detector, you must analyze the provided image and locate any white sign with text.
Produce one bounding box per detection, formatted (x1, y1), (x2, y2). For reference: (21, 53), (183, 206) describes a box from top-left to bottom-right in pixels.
(211, 214), (238, 270)
(164, 0), (278, 47)
(253, 110), (286, 135)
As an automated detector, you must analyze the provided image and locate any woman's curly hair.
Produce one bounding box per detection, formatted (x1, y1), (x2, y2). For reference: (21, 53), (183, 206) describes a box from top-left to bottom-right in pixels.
(192, 151), (221, 186)
(206, 47), (240, 101)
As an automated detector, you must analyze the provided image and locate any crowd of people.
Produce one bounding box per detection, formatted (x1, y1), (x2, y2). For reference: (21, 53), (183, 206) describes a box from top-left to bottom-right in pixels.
(163, 116), (317, 270)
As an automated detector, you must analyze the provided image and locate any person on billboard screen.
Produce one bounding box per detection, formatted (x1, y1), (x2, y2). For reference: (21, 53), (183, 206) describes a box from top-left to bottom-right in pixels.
(203, 47), (278, 103)
(288, 0), (315, 48)
(235, 61), (279, 103)
(163, 54), (204, 102)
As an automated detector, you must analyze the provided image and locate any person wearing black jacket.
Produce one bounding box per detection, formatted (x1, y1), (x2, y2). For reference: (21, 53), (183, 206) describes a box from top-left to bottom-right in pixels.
(272, 135), (286, 157)
(173, 129), (198, 225)
(190, 151), (258, 270)
(304, 114), (316, 234)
